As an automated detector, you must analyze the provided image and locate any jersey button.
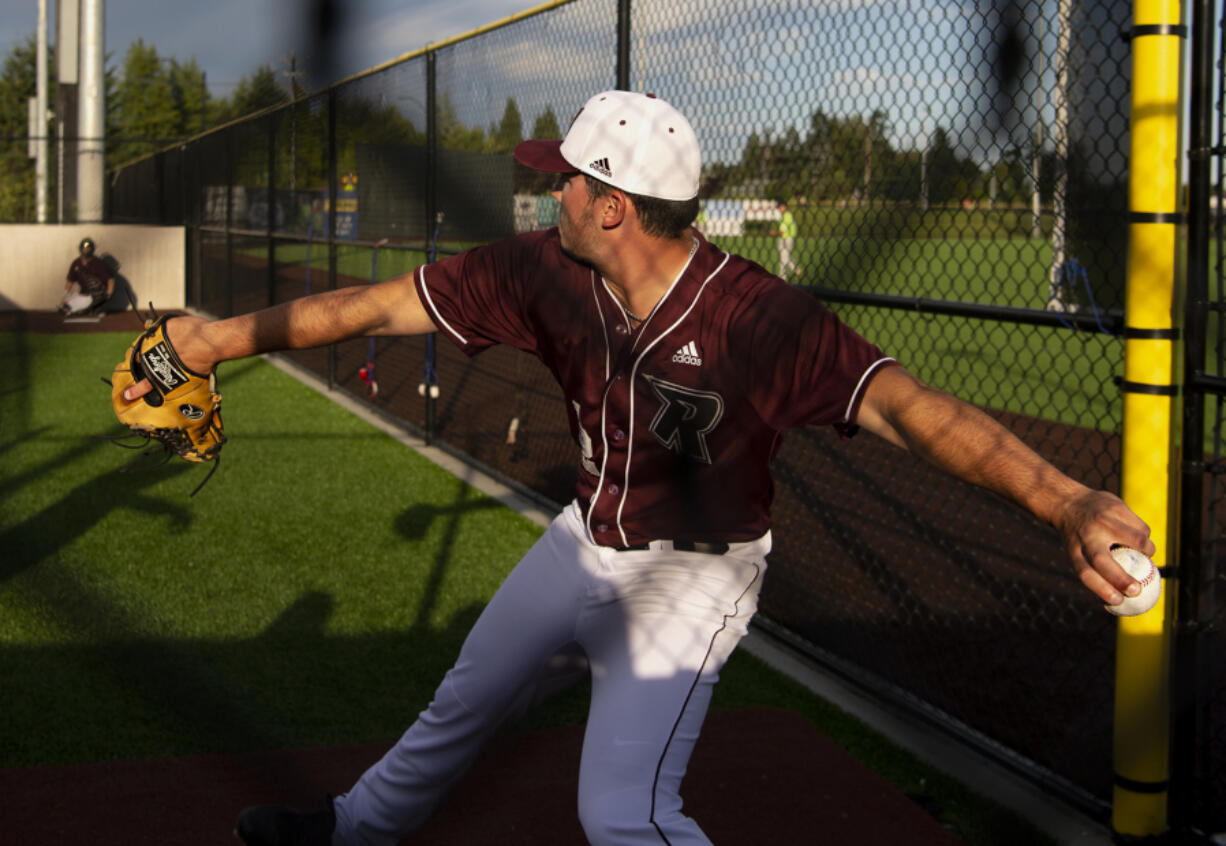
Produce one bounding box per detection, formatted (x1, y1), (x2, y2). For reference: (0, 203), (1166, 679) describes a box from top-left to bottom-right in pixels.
(597, 523), (608, 533)
(612, 428), (626, 441)
(608, 484), (620, 495)
(614, 324), (629, 335)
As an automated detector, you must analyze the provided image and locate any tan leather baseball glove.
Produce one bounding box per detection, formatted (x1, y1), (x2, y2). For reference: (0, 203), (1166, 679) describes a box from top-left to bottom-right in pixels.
(106, 314), (225, 493)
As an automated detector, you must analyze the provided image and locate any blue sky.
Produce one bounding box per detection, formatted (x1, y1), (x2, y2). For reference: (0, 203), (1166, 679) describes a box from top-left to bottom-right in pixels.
(3, 0), (1178, 172)
(2, 0), (539, 96)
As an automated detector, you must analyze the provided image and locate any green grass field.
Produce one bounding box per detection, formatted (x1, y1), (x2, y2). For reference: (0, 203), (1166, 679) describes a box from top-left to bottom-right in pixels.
(277, 241), (429, 282)
(719, 233), (1062, 308)
(268, 240), (484, 284)
(716, 231), (1129, 435)
(0, 331), (1058, 845)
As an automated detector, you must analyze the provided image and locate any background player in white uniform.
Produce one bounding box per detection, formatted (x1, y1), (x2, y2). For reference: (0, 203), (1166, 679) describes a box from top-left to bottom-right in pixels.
(121, 91), (1153, 846)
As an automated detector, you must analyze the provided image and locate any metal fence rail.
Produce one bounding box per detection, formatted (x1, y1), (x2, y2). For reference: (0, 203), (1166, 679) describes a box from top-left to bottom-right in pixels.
(95, 0), (1223, 837)
(1179, 0), (1226, 836)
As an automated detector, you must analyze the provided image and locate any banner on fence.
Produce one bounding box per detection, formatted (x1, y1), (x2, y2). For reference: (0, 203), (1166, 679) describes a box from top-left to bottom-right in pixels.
(323, 173), (359, 240)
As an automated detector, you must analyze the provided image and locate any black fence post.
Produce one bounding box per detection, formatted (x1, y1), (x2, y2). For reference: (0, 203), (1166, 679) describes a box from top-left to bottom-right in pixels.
(154, 152), (164, 225)
(328, 89), (339, 390)
(1175, 0), (1218, 834)
(266, 112), (278, 309)
(616, 0), (631, 90)
(225, 132), (234, 319)
(181, 147), (190, 305)
(179, 145), (188, 228)
(192, 143), (202, 309)
(425, 51), (438, 445)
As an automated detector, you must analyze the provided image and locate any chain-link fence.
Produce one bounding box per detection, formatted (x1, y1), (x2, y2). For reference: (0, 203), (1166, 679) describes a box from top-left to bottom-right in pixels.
(99, 0), (1225, 835)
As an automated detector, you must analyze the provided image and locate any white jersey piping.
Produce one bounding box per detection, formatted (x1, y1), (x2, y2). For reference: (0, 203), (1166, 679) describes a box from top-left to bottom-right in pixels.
(586, 270), (615, 544)
(416, 265), (468, 346)
(613, 248), (731, 546)
(843, 356), (897, 425)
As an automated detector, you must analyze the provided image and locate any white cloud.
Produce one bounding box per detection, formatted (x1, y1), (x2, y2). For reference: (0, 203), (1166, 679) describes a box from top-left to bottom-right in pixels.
(349, 0), (534, 63)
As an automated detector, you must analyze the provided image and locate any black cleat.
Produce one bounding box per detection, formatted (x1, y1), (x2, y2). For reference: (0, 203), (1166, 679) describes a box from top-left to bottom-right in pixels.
(234, 798), (336, 846)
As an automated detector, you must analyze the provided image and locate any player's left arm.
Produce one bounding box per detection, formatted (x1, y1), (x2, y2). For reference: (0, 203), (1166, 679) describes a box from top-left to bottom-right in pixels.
(854, 364), (1154, 605)
(92, 259), (115, 296)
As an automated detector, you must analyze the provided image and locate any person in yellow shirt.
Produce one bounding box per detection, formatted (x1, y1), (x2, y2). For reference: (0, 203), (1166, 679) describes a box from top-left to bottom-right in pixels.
(773, 201), (798, 279)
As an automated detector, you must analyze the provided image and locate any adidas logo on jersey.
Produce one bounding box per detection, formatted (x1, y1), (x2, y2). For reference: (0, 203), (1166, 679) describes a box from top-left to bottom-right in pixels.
(589, 157), (612, 178)
(672, 341), (702, 366)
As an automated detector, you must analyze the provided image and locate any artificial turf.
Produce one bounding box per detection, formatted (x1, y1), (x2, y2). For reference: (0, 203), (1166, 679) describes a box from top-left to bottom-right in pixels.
(0, 330), (1059, 844)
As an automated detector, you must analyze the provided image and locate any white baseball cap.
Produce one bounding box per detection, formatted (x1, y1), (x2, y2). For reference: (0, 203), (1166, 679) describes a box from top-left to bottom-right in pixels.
(514, 91), (701, 201)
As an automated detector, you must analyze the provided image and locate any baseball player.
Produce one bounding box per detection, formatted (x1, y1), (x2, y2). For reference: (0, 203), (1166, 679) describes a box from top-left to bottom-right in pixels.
(772, 201), (798, 279)
(59, 237), (114, 316)
(120, 91), (1153, 846)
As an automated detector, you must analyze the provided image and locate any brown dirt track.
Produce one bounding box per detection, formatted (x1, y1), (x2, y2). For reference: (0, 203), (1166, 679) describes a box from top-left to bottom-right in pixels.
(2, 708), (963, 846)
(3, 310), (964, 845)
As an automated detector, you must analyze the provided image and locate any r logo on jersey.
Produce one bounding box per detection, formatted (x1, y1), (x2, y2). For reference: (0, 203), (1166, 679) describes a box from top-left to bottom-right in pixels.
(572, 401), (599, 477)
(644, 375), (724, 464)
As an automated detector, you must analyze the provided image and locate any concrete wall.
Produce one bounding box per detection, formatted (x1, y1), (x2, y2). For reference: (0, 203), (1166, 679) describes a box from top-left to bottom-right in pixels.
(0, 224), (185, 311)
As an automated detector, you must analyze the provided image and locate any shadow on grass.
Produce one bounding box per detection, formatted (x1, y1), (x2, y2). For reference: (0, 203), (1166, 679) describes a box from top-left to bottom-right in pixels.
(0, 589), (496, 791)
(395, 490), (510, 632)
(0, 493), (500, 763)
(0, 477), (590, 804)
(0, 339), (565, 787)
(0, 459), (197, 582)
(0, 425), (56, 463)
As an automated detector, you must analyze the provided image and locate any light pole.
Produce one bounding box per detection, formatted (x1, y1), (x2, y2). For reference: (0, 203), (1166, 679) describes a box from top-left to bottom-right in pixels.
(76, 0), (104, 223)
(33, 0), (49, 222)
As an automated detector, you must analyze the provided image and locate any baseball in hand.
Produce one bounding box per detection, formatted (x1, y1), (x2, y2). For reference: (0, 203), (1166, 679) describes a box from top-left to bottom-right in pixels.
(1104, 546), (1161, 617)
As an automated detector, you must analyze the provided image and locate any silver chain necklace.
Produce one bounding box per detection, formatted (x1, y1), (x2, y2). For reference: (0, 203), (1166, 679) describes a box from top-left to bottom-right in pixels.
(611, 237), (698, 326)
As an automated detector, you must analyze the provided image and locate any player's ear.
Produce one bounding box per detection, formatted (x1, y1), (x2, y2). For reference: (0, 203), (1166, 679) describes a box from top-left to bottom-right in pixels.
(598, 190), (628, 230)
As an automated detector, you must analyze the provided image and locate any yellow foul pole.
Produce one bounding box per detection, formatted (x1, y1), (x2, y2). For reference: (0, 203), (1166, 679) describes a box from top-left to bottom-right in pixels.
(1113, 0), (1184, 837)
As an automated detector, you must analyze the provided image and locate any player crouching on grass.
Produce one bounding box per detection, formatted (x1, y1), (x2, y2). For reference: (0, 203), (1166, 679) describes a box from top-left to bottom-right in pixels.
(59, 236), (115, 316)
(119, 90), (1153, 846)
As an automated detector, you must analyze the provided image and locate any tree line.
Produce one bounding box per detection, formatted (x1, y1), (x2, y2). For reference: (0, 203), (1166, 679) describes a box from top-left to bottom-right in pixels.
(1, 36), (299, 220)
(2, 33), (1057, 223)
(705, 108), (1062, 211)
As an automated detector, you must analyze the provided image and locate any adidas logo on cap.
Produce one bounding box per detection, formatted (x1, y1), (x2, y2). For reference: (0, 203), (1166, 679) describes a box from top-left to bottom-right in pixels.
(589, 157), (612, 178)
(672, 341), (702, 366)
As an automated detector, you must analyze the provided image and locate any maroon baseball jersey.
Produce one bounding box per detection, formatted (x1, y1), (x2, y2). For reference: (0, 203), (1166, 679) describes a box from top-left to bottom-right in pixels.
(68, 255), (112, 297)
(414, 228), (896, 548)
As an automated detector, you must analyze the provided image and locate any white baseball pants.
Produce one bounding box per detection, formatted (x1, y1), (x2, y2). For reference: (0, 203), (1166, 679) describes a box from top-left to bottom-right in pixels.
(60, 292), (94, 314)
(331, 501), (769, 845)
(777, 237), (797, 278)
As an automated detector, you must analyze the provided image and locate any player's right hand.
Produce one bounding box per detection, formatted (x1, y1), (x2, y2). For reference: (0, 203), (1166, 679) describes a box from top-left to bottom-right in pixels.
(121, 315), (214, 401)
(1054, 488), (1154, 607)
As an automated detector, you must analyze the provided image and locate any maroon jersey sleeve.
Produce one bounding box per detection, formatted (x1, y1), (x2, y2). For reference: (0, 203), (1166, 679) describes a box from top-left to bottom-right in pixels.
(414, 232), (561, 358)
(738, 283), (895, 432)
